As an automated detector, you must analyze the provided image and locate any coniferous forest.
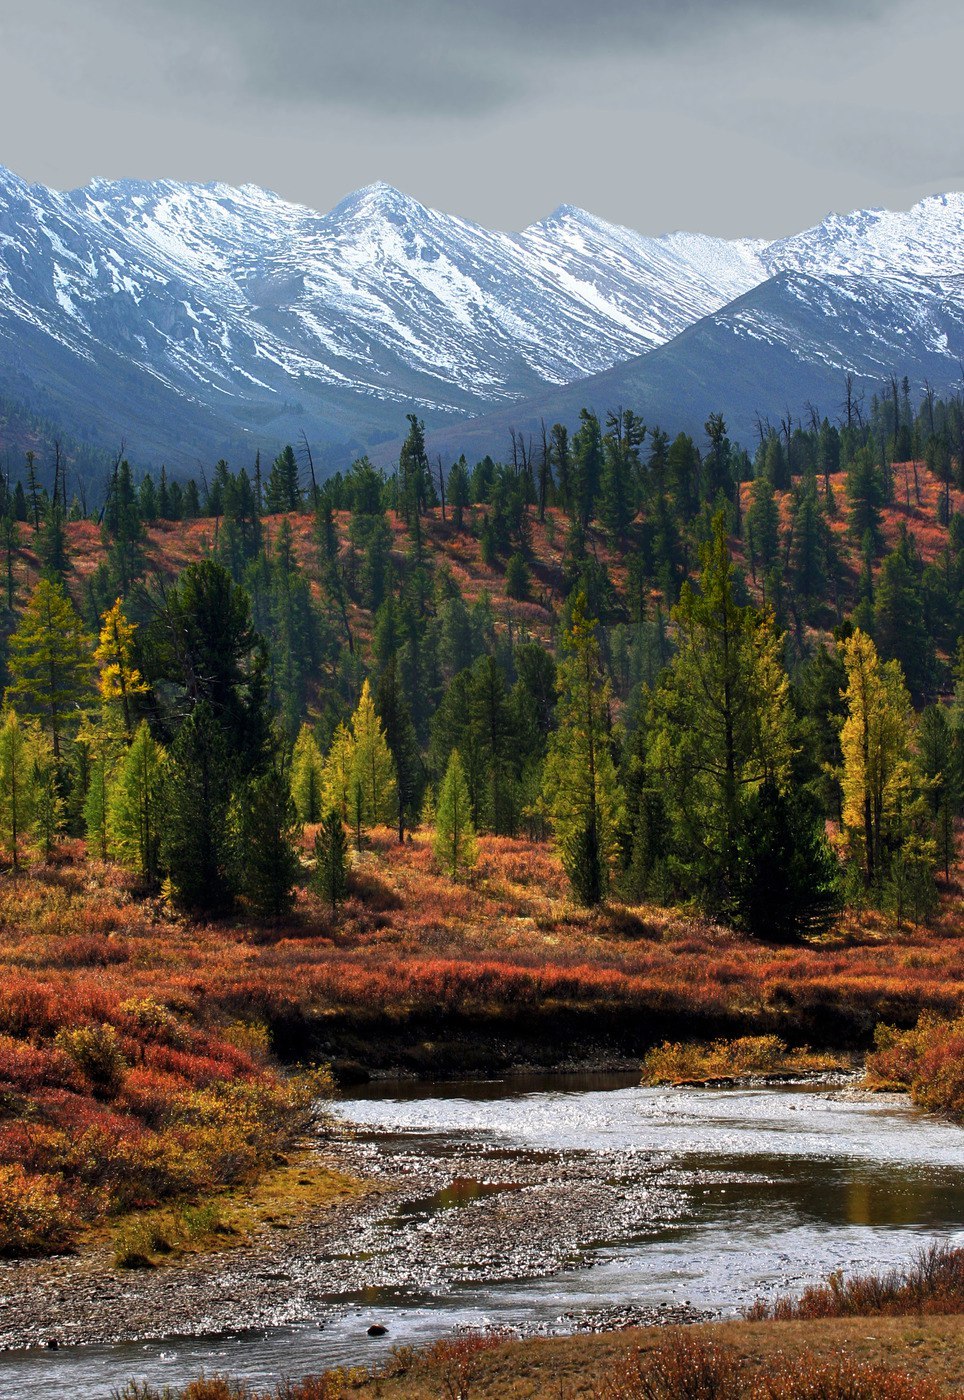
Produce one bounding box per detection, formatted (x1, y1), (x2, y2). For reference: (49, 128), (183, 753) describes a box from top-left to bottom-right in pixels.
(4, 380), (964, 1394)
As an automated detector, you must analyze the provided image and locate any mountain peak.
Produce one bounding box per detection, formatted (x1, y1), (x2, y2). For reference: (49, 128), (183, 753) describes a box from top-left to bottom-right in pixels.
(327, 181), (430, 224)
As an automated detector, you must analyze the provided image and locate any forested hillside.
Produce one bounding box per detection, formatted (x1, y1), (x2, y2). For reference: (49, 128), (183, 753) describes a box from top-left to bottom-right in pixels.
(2, 381), (964, 1256)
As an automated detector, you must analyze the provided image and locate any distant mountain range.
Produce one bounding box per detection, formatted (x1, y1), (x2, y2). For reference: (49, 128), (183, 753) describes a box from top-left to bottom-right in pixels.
(3, 164), (964, 474)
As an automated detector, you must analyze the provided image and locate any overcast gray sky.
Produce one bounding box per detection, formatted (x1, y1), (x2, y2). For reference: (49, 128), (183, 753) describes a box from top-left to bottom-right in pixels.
(1, 0), (961, 237)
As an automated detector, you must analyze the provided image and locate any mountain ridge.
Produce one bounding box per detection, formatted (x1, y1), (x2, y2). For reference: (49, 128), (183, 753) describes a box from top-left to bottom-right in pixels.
(4, 165), (964, 473)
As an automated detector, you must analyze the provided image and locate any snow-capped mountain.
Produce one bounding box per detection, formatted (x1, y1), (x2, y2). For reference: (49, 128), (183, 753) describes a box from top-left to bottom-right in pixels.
(2, 165), (964, 472)
(419, 268), (964, 467)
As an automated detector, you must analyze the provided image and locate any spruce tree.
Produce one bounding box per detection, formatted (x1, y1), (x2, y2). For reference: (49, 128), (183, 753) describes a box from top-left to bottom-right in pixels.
(646, 513), (795, 917)
(161, 701), (235, 912)
(434, 748), (477, 879)
(236, 756), (301, 919)
(312, 807), (349, 911)
(264, 445), (302, 513)
(541, 591), (625, 904)
(375, 657), (422, 843)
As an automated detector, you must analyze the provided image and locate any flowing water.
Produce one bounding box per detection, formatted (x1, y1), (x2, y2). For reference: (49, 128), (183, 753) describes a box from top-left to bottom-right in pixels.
(4, 1073), (964, 1398)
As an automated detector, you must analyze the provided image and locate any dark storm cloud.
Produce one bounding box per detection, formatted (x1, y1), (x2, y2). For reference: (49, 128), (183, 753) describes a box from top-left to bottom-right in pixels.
(0, 0), (961, 236)
(70, 0), (896, 119)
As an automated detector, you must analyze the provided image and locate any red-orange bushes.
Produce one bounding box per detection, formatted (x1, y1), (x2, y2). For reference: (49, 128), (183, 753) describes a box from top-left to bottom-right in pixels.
(0, 1034), (76, 1092)
(868, 1014), (964, 1114)
(747, 1243), (964, 1321)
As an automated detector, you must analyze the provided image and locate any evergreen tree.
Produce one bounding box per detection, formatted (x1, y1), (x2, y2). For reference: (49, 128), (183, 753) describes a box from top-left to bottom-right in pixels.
(109, 720), (165, 886)
(874, 542), (934, 701)
(541, 592), (625, 904)
(504, 551), (529, 600)
(731, 781), (840, 941)
(37, 502), (70, 583)
(434, 748), (477, 879)
(236, 754), (301, 919)
(746, 471), (780, 580)
(312, 807), (349, 911)
(375, 657), (422, 843)
(102, 460), (145, 594)
(846, 446), (885, 550)
(646, 513), (795, 916)
(789, 473), (830, 616)
(572, 410), (604, 526)
(161, 701), (235, 912)
(0, 708), (37, 869)
(264, 445), (302, 513)
(145, 560), (270, 775)
(448, 456), (470, 532)
(7, 578), (93, 761)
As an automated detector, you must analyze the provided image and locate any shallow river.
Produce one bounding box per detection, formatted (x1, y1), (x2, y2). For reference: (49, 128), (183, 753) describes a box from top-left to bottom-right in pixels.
(4, 1073), (964, 1398)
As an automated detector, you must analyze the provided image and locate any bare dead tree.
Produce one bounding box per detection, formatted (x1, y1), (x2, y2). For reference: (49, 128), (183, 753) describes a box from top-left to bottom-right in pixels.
(300, 431), (319, 509)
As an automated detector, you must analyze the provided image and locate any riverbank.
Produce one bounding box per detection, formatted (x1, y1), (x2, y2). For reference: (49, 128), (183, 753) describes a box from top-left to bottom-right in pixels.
(4, 1075), (964, 1398)
(315, 1315), (964, 1397)
(2, 833), (962, 1264)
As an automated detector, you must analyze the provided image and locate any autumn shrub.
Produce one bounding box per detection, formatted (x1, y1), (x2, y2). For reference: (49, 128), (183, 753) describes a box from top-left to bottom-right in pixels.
(641, 1036), (843, 1085)
(746, 1243), (964, 1321)
(0, 1162), (73, 1253)
(54, 1022), (127, 1096)
(749, 1356), (945, 1399)
(600, 1337), (743, 1399)
(600, 1338), (947, 1400)
(867, 1013), (964, 1114)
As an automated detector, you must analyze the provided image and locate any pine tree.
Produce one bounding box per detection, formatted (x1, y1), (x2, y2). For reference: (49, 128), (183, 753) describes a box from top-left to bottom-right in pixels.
(312, 808), (349, 911)
(646, 513), (795, 916)
(291, 724), (325, 824)
(349, 679), (397, 831)
(37, 502), (70, 583)
(7, 578), (93, 761)
(504, 551), (529, 601)
(109, 720), (165, 886)
(264, 445), (302, 513)
(236, 755), (301, 919)
(161, 701), (235, 911)
(846, 446), (885, 549)
(434, 748), (477, 879)
(874, 542), (934, 701)
(572, 410), (604, 526)
(0, 708), (37, 869)
(746, 464), (780, 579)
(448, 456), (470, 532)
(541, 591), (625, 904)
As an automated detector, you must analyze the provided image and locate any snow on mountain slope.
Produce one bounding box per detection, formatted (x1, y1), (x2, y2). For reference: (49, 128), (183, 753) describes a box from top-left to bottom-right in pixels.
(764, 193), (964, 280)
(416, 269), (964, 468)
(3, 164), (964, 470)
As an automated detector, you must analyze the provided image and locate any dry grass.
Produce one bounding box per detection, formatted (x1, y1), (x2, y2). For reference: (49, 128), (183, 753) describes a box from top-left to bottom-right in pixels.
(110, 1318), (964, 1398)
